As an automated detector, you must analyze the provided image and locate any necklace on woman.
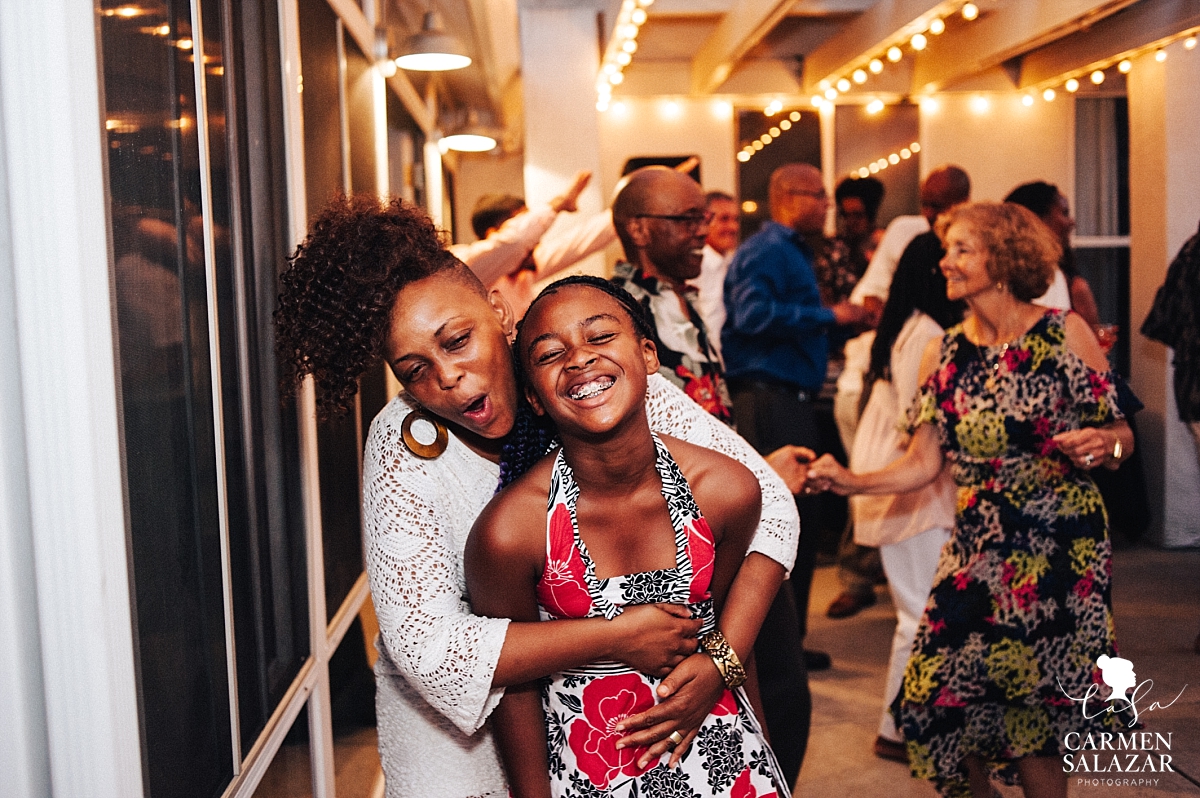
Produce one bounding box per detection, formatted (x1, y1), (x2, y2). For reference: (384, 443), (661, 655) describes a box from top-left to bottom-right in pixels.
(976, 340), (1010, 392)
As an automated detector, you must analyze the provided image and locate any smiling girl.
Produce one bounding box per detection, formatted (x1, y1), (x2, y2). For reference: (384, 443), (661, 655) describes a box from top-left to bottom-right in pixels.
(466, 276), (787, 798)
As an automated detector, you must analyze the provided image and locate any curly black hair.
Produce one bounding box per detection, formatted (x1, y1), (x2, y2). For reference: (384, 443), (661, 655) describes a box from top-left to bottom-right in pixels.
(274, 193), (458, 419)
(496, 275), (656, 489)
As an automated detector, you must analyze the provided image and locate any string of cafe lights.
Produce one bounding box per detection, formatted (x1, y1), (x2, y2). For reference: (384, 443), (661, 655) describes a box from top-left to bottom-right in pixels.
(596, 0), (654, 112)
(737, 110), (803, 162)
(1014, 26), (1199, 107)
(848, 142), (920, 179)
(810, 1), (981, 111)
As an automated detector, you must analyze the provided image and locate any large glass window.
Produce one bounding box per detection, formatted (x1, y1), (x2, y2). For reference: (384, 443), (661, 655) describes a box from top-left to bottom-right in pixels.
(101, 0), (306, 793)
(1075, 96), (1131, 375)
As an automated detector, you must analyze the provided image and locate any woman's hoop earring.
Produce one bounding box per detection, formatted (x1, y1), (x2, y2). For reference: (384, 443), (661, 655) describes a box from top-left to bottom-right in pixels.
(401, 409), (449, 459)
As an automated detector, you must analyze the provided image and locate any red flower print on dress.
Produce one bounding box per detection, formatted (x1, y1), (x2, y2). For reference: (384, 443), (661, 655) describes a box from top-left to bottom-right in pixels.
(731, 766), (777, 798)
(568, 673), (658, 788)
(711, 689), (739, 716)
(535, 503), (594, 619)
(684, 518), (715, 604)
(674, 366), (730, 420)
(934, 686), (967, 707)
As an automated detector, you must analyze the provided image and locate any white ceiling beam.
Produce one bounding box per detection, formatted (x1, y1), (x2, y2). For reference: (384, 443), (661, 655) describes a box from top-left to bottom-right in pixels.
(690, 0), (797, 94)
(465, 0), (521, 112)
(326, 0), (434, 132)
(800, 0), (1141, 95)
(800, 0), (946, 91)
(1016, 0), (1200, 89)
(909, 0), (1143, 93)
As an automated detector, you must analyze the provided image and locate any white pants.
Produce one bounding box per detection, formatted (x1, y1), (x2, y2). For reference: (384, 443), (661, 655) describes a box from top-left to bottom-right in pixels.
(876, 525), (952, 741)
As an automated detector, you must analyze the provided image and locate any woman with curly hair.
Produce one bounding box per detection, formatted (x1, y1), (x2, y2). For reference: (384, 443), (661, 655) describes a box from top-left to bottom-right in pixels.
(808, 202), (1134, 798)
(274, 194), (799, 798)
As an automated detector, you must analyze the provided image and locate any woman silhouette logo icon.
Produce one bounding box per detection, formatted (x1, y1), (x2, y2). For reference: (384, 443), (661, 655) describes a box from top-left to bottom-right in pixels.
(1096, 654), (1137, 701)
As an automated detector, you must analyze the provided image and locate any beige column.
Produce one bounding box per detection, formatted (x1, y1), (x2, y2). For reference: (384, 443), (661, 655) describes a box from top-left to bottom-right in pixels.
(1127, 46), (1200, 545)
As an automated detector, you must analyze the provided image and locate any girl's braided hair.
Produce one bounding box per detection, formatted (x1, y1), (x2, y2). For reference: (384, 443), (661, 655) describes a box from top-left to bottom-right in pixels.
(496, 275), (655, 489)
(274, 193), (455, 419)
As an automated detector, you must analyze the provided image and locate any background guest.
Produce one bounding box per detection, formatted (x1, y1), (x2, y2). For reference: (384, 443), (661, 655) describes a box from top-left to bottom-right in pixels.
(688, 190), (740, 361)
(723, 162), (870, 672)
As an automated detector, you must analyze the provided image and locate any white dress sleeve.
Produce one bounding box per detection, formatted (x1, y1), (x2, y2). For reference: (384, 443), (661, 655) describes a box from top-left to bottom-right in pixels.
(449, 205), (558, 287)
(532, 208), (618, 278)
(643, 373), (800, 574)
(362, 398), (511, 735)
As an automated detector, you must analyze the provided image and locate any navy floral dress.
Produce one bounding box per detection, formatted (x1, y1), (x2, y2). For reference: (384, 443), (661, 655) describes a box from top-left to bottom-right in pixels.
(894, 310), (1127, 796)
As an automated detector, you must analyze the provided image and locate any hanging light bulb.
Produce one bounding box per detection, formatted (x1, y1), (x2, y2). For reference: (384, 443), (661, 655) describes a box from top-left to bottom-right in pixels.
(1185, 37), (1197, 50)
(929, 18), (945, 35)
(1118, 59), (1131, 73)
(1065, 78), (1080, 92)
(866, 98), (884, 114)
(440, 114), (497, 152)
(395, 10), (471, 71)
(869, 58), (884, 74)
(1155, 49), (1167, 62)
(1043, 88), (1056, 101)
(887, 46), (903, 62)
(853, 69), (867, 84)
(836, 78), (851, 92)
(962, 3), (979, 21)
(1090, 69), (1106, 84)
(911, 33), (928, 51)
(1022, 94), (1034, 106)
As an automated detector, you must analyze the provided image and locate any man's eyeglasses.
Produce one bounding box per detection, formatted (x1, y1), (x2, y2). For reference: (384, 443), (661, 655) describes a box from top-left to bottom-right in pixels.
(636, 210), (714, 231)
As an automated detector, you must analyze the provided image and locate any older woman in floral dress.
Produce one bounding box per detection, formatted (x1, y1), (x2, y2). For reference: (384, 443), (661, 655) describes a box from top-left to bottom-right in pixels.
(809, 202), (1134, 798)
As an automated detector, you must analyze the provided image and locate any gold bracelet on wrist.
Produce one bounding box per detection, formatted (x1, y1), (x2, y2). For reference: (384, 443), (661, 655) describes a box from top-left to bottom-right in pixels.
(699, 630), (747, 689)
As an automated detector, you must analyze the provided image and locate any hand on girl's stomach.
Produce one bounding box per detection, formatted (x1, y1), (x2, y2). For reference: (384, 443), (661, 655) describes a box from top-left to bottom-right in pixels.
(614, 603), (701, 676)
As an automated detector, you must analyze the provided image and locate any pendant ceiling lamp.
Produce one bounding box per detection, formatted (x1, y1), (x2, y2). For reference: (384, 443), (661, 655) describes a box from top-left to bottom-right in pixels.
(440, 111), (497, 152)
(395, 9), (471, 71)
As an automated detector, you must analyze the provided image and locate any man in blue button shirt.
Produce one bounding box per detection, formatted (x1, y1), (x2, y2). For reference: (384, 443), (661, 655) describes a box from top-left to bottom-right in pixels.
(722, 162), (869, 669)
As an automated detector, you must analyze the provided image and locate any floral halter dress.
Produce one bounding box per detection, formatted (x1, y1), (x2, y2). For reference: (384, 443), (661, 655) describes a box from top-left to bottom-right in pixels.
(894, 310), (1129, 797)
(535, 434), (788, 798)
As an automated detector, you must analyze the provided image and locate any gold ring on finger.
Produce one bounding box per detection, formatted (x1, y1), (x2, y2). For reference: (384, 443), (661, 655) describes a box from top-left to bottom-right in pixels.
(668, 730), (684, 747)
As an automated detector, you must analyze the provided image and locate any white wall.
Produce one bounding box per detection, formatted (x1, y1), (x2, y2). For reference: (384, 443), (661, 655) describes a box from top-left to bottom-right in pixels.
(598, 96), (738, 202)
(918, 92), (1074, 202)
